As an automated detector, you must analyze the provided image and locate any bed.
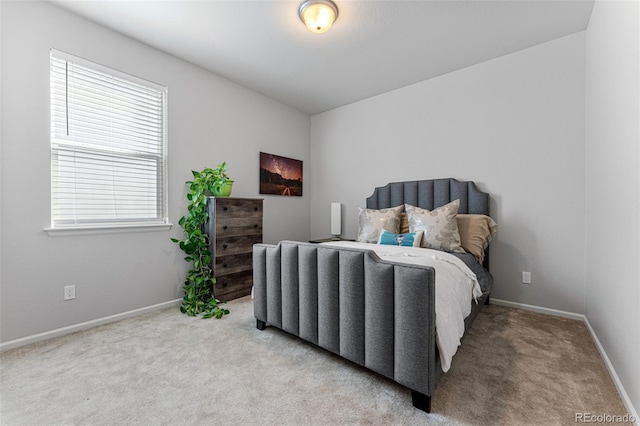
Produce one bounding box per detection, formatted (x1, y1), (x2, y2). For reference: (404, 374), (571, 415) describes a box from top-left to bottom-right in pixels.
(252, 178), (496, 413)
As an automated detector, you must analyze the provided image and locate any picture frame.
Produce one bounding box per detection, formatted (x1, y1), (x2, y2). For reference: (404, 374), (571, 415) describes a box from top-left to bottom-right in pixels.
(259, 152), (303, 196)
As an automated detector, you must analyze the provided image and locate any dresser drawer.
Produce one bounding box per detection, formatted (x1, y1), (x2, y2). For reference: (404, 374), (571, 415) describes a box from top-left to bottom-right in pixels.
(216, 234), (262, 256)
(214, 270), (253, 301)
(215, 217), (262, 237)
(215, 198), (262, 218)
(215, 252), (253, 276)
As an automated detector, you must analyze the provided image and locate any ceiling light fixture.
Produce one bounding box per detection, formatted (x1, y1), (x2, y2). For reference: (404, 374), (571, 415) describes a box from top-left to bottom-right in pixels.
(298, 0), (338, 34)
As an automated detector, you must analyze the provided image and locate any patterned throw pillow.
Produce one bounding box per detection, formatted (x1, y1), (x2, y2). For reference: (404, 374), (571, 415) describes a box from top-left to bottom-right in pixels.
(356, 205), (403, 244)
(378, 230), (423, 247)
(405, 200), (465, 253)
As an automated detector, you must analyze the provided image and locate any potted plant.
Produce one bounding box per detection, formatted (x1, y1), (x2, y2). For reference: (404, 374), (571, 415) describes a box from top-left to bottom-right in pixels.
(211, 162), (234, 197)
(170, 166), (232, 319)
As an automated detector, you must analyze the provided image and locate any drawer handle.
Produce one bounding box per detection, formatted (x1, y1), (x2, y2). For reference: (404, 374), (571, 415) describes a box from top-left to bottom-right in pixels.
(254, 224), (258, 228)
(223, 225), (228, 230)
(254, 206), (258, 211)
(222, 282), (227, 287)
(223, 263), (228, 268)
(223, 206), (228, 211)
(222, 244), (228, 249)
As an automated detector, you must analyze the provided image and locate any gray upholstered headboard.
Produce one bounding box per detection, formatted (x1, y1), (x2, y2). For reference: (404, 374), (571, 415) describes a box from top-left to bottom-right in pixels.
(366, 178), (489, 215)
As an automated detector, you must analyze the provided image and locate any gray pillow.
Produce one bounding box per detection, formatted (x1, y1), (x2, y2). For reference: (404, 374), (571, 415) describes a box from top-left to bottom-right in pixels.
(356, 205), (403, 244)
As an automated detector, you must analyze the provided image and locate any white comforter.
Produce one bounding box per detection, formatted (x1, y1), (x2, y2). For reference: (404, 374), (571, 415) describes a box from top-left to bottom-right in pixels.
(321, 241), (483, 372)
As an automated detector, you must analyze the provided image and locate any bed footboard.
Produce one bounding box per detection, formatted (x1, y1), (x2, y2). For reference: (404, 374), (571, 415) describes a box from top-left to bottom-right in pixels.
(253, 240), (439, 411)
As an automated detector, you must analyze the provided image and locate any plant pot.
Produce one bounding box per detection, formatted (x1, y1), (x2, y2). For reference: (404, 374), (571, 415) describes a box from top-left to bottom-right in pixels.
(213, 180), (234, 197)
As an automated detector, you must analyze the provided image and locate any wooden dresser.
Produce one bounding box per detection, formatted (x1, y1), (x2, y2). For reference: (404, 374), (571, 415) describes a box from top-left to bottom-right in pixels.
(206, 197), (263, 302)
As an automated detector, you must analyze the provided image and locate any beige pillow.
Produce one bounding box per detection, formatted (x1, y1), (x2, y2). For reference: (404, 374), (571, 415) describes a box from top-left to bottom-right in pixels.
(400, 213), (410, 234)
(456, 214), (497, 264)
(405, 200), (465, 253)
(356, 205), (403, 244)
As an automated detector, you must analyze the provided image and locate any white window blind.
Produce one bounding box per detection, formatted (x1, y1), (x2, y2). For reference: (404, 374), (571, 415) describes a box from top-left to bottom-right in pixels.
(50, 50), (168, 229)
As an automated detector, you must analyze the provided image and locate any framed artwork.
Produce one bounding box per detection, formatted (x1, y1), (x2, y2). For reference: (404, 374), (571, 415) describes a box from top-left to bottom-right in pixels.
(259, 152), (303, 196)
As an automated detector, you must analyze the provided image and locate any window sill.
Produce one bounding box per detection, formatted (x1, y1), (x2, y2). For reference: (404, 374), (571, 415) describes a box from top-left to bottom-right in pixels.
(45, 223), (173, 237)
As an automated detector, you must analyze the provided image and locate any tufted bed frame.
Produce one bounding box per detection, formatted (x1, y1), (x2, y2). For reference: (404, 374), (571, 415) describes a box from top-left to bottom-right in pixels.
(252, 178), (492, 413)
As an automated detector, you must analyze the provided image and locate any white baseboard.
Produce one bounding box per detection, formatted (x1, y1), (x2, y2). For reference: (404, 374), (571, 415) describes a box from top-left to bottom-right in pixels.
(490, 298), (584, 321)
(491, 298), (638, 425)
(0, 298), (182, 352)
(584, 317), (639, 426)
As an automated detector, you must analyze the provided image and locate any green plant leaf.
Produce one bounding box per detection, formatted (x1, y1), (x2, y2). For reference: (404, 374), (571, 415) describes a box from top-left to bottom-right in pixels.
(171, 165), (232, 319)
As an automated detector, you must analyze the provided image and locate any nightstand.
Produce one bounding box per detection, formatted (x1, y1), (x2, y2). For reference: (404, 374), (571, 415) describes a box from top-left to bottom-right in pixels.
(309, 237), (355, 243)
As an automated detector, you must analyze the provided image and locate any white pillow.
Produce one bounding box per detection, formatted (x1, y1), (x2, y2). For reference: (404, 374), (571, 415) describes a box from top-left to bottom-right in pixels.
(405, 200), (465, 253)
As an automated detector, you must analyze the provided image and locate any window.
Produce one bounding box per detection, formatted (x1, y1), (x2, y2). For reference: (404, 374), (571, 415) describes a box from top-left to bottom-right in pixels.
(49, 49), (168, 231)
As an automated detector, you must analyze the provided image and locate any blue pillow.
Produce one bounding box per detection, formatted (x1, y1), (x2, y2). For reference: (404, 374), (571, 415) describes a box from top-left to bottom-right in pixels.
(378, 230), (423, 247)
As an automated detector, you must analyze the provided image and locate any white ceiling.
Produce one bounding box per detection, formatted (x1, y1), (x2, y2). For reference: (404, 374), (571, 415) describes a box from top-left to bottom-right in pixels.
(49, 0), (594, 115)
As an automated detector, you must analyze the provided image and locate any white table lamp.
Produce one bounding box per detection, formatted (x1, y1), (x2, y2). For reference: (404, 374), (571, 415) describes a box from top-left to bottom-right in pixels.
(331, 202), (341, 240)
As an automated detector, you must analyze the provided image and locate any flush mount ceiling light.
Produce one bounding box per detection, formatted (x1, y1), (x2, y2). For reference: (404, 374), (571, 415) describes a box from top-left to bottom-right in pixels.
(298, 0), (338, 34)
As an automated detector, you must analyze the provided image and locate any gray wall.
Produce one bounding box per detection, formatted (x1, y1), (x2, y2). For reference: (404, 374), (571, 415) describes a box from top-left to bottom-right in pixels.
(585, 0), (640, 413)
(310, 33), (586, 314)
(0, 1), (311, 342)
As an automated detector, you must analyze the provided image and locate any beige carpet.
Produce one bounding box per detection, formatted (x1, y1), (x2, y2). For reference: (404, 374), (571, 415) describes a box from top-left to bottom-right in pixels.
(0, 297), (630, 425)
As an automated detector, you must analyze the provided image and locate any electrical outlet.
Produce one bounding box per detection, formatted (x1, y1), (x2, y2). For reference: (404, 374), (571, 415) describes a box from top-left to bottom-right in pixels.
(522, 272), (531, 284)
(64, 285), (76, 300)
